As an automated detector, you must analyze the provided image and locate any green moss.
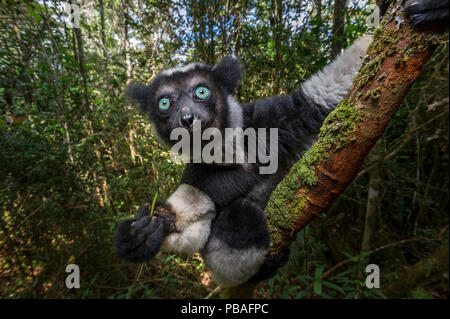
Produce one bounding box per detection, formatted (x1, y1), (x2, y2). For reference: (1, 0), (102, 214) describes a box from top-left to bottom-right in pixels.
(355, 21), (439, 93)
(265, 100), (363, 246)
(264, 10), (441, 250)
(354, 27), (397, 90)
(365, 87), (382, 100)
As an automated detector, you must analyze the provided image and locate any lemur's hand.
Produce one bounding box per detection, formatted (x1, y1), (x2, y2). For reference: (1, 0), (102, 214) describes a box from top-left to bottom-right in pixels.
(404, 0), (449, 28)
(114, 201), (175, 262)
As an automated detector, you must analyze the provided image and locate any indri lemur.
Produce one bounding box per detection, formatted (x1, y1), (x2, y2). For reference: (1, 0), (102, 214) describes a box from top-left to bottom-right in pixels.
(115, 0), (448, 287)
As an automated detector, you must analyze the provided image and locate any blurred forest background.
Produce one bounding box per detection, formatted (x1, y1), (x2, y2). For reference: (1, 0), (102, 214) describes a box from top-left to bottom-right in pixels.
(0, 0), (448, 299)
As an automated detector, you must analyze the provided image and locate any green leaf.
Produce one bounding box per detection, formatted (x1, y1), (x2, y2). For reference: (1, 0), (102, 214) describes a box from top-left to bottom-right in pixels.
(329, 269), (353, 280)
(360, 251), (370, 258)
(341, 251), (354, 259)
(322, 281), (345, 294)
(345, 291), (358, 299)
(369, 289), (387, 299)
(313, 281), (322, 295)
(296, 275), (313, 286)
(295, 289), (311, 299)
(320, 291), (333, 299)
(314, 265), (325, 279)
(336, 278), (359, 285)
(150, 192), (158, 217)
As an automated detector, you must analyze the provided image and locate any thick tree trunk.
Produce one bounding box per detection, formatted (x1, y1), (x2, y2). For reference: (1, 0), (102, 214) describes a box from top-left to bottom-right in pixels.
(221, 5), (440, 298)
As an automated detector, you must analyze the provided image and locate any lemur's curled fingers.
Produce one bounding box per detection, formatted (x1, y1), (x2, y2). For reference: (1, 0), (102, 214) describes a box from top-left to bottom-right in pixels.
(114, 201), (176, 262)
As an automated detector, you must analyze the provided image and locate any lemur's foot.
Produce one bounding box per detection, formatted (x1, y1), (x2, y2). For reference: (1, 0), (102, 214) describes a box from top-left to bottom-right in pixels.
(248, 250), (290, 283)
(114, 201), (175, 262)
(202, 198), (271, 288)
(404, 0), (449, 28)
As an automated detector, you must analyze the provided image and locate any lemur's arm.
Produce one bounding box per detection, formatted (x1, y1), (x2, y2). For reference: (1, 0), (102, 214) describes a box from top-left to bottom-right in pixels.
(243, 35), (372, 155)
(245, 0), (448, 154)
(115, 165), (258, 262)
(180, 163), (260, 207)
(114, 200), (175, 262)
(157, 165), (259, 255)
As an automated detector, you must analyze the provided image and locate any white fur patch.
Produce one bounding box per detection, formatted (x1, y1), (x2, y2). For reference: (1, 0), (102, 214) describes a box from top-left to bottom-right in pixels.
(221, 95), (248, 167)
(302, 34), (373, 110)
(162, 184), (216, 256)
(163, 213), (215, 256)
(202, 238), (268, 288)
(227, 95), (243, 129)
(160, 63), (203, 76)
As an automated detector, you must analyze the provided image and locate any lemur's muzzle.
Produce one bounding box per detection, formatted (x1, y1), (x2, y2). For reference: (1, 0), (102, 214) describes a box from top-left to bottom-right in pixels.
(179, 106), (201, 129)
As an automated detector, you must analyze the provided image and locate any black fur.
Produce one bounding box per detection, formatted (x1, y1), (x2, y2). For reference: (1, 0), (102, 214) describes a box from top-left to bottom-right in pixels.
(126, 83), (152, 113)
(377, 0), (391, 17)
(117, 54), (339, 282)
(208, 198), (270, 250)
(114, 200), (175, 262)
(212, 55), (243, 94)
(179, 86), (331, 283)
(244, 88), (329, 174)
(126, 64), (236, 147)
(249, 249), (290, 283)
(181, 164), (260, 208)
(404, 0), (449, 27)
(377, 0), (449, 26)
(115, 2), (448, 285)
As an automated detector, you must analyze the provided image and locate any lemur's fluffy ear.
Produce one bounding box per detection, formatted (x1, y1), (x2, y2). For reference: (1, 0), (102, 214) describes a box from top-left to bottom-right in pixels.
(126, 83), (151, 112)
(212, 55), (243, 94)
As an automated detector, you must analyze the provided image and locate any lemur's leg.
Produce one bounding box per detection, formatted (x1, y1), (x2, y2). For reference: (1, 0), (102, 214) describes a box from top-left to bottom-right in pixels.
(201, 198), (271, 288)
(115, 184), (215, 262)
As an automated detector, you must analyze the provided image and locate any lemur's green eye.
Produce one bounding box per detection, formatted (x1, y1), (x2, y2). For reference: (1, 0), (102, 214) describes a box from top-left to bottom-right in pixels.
(158, 97), (170, 110)
(195, 87), (210, 99)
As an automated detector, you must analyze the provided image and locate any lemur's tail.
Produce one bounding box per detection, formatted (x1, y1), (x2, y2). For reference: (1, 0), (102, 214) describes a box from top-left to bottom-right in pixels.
(301, 34), (373, 111)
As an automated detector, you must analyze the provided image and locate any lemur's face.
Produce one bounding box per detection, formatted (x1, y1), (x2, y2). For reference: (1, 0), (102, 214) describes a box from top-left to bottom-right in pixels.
(150, 70), (222, 145)
(127, 56), (243, 147)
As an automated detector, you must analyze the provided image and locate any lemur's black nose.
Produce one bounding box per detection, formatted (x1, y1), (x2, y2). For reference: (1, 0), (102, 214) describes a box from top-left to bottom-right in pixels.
(179, 108), (194, 128)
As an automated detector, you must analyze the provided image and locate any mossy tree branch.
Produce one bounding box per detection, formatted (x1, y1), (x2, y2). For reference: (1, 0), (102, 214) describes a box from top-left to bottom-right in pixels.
(221, 5), (441, 298)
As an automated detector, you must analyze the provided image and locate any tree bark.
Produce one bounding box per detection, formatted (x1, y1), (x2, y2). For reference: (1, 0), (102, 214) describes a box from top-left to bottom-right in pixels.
(122, 0), (140, 165)
(271, 0), (283, 94)
(331, 0), (348, 59)
(123, 0), (132, 83)
(221, 5), (440, 298)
